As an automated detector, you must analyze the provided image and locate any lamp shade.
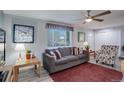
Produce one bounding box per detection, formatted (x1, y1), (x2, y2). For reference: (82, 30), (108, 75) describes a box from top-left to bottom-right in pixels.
(83, 41), (88, 46)
(15, 44), (25, 51)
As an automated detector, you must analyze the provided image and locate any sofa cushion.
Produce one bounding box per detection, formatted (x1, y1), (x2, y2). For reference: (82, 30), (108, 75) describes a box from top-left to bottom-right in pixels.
(58, 47), (72, 57)
(55, 55), (79, 65)
(76, 54), (87, 59)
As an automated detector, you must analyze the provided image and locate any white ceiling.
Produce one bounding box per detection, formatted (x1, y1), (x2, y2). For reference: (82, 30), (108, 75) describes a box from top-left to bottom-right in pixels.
(3, 10), (124, 29)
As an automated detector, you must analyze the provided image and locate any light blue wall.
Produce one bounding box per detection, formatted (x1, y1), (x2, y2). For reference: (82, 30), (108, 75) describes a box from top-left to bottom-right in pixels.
(0, 11), (4, 28)
(3, 14), (48, 65)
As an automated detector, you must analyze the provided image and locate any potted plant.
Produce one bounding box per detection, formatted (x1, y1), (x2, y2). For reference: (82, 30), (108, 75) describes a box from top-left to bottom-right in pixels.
(26, 49), (31, 59)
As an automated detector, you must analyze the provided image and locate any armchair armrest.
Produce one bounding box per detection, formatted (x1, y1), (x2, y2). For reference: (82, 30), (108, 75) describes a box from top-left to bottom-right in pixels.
(95, 50), (102, 55)
(109, 53), (117, 60)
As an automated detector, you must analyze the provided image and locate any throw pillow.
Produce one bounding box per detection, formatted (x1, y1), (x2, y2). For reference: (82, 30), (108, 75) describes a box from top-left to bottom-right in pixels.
(78, 48), (83, 54)
(71, 47), (74, 55)
(73, 47), (80, 55)
(49, 49), (62, 60)
(54, 50), (62, 60)
(50, 51), (57, 60)
(56, 50), (62, 58)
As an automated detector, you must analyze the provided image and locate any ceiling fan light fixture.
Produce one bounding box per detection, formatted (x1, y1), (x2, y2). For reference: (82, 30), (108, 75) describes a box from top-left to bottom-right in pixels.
(85, 18), (92, 22)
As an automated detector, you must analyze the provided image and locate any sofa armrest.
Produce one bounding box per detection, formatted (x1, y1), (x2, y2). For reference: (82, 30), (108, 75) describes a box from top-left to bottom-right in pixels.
(43, 53), (56, 68)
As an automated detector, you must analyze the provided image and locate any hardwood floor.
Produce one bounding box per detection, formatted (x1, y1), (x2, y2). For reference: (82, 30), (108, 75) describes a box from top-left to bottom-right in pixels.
(18, 57), (122, 82)
(18, 67), (53, 82)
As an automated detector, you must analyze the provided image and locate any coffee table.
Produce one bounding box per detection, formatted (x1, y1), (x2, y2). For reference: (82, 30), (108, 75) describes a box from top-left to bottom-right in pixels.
(13, 58), (41, 82)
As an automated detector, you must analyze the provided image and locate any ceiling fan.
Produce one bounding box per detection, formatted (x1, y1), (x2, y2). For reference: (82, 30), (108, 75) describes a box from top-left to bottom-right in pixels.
(80, 10), (111, 24)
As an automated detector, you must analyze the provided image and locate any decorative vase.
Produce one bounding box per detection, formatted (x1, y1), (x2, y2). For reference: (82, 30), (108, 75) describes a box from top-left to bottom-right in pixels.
(26, 53), (31, 59)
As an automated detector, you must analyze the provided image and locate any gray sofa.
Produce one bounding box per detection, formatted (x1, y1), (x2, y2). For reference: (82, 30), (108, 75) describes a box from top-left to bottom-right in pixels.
(43, 47), (89, 74)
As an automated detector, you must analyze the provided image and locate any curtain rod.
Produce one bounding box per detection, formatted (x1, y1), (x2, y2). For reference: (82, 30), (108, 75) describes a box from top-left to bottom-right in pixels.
(47, 21), (72, 27)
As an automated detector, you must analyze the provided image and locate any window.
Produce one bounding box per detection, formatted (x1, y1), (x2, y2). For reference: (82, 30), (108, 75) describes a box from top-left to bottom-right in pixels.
(46, 23), (73, 47)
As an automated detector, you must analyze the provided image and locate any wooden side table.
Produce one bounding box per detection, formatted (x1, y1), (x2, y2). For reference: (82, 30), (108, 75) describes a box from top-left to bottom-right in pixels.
(89, 50), (96, 58)
(83, 50), (96, 58)
(13, 58), (42, 82)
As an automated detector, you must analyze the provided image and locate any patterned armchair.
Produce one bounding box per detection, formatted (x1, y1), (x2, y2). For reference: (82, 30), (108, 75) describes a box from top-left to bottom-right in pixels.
(96, 45), (119, 67)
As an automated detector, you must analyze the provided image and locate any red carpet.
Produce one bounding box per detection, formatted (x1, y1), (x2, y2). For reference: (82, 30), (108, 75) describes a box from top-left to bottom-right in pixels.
(50, 62), (123, 82)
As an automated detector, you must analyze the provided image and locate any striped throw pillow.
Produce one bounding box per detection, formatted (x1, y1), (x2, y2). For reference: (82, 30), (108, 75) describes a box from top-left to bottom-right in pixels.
(73, 47), (80, 55)
(50, 49), (62, 60)
(54, 50), (62, 59)
(50, 51), (57, 60)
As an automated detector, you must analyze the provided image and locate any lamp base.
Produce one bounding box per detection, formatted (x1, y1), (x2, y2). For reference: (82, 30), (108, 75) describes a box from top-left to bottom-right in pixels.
(17, 57), (23, 61)
(86, 47), (89, 52)
(17, 52), (23, 61)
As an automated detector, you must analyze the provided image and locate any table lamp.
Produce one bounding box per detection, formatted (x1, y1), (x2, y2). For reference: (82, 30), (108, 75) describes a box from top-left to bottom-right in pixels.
(83, 41), (89, 51)
(15, 44), (25, 61)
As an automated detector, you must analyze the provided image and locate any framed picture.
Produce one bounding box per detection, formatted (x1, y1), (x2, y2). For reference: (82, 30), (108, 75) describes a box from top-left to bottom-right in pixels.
(78, 32), (85, 42)
(13, 24), (34, 43)
(0, 28), (6, 61)
(0, 29), (5, 43)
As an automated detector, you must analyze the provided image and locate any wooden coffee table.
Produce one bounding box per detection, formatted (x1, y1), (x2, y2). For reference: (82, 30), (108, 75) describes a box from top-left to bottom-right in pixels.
(13, 58), (41, 82)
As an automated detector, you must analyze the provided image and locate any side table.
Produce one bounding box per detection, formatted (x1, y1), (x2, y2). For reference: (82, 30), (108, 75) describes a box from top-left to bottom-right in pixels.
(83, 50), (96, 58)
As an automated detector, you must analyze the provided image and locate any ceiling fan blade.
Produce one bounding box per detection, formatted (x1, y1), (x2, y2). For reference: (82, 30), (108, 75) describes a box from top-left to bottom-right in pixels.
(93, 19), (104, 22)
(91, 11), (111, 18)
